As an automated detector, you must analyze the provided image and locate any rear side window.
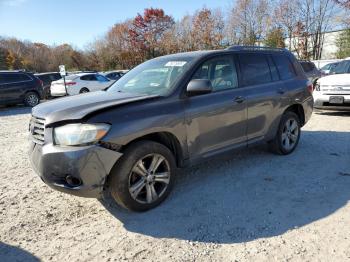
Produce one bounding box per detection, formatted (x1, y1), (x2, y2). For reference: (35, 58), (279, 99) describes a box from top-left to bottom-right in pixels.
(273, 55), (296, 80)
(80, 74), (96, 81)
(238, 53), (271, 86)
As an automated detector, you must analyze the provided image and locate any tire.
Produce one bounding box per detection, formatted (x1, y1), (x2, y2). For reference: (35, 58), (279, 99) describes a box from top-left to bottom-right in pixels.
(269, 111), (301, 155)
(24, 92), (40, 107)
(80, 88), (89, 93)
(109, 141), (176, 212)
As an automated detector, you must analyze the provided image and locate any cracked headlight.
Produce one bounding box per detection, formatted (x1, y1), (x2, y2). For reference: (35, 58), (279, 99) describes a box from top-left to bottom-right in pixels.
(54, 123), (110, 146)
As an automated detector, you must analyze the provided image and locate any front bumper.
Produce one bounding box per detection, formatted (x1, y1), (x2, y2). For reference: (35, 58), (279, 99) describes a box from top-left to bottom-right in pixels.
(28, 142), (122, 198)
(313, 92), (350, 110)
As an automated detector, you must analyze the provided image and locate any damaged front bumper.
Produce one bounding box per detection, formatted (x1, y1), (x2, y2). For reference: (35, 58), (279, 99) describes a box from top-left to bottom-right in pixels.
(28, 142), (122, 198)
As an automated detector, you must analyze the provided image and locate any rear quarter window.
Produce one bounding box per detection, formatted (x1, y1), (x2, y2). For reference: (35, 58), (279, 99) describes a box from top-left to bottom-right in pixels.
(238, 53), (272, 86)
(273, 55), (296, 80)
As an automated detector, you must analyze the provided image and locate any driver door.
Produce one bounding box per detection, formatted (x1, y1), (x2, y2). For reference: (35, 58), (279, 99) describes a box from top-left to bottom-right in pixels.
(184, 55), (247, 159)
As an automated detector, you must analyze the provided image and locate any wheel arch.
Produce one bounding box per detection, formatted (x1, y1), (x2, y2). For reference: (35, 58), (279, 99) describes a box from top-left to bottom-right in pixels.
(284, 104), (305, 126)
(120, 132), (185, 167)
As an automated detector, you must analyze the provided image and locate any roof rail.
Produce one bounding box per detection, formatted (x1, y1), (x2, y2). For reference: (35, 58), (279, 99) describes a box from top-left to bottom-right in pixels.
(226, 45), (288, 52)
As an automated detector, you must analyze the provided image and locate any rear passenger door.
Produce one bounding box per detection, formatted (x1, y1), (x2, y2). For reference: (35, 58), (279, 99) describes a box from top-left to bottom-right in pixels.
(238, 53), (285, 141)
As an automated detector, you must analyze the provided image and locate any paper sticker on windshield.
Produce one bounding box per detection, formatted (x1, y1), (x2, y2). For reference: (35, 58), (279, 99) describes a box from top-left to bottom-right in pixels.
(165, 61), (187, 67)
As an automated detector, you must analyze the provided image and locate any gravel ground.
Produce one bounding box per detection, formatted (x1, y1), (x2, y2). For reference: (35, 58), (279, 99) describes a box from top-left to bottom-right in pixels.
(0, 106), (349, 262)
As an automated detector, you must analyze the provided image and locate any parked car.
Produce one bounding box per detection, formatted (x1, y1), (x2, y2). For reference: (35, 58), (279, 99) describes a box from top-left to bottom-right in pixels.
(50, 73), (113, 97)
(314, 58), (350, 110)
(29, 46), (313, 211)
(35, 72), (62, 99)
(320, 62), (340, 75)
(102, 71), (127, 81)
(299, 61), (323, 85)
(0, 70), (43, 107)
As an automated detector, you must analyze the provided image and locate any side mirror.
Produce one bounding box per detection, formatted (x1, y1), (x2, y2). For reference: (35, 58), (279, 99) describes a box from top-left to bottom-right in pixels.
(186, 79), (212, 96)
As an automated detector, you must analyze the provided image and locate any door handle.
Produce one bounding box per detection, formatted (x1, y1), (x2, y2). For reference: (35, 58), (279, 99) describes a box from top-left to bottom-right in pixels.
(277, 88), (285, 94)
(234, 96), (245, 103)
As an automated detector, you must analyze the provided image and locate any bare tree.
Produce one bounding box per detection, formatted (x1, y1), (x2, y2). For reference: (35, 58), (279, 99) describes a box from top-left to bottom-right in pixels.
(228, 0), (270, 45)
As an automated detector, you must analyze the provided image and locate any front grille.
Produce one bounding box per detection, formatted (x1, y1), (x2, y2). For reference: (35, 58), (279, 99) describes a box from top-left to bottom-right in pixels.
(30, 116), (45, 145)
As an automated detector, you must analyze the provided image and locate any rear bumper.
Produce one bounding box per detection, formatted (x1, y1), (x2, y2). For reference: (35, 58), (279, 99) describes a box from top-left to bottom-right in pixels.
(302, 96), (314, 124)
(313, 92), (350, 110)
(50, 85), (67, 97)
(28, 142), (122, 198)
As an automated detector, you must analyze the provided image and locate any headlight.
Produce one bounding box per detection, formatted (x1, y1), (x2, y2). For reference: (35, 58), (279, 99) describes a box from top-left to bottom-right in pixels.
(54, 123), (110, 146)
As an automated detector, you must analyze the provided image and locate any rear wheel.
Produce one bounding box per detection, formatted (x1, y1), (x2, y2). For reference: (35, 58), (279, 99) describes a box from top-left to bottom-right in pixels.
(79, 88), (89, 93)
(24, 92), (40, 107)
(269, 111), (301, 155)
(109, 141), (176, 212)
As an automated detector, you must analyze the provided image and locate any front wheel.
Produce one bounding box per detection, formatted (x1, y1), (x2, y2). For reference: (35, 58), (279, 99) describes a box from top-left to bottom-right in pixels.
(269, 111), (301, 155)
(109, 141), (176, 212)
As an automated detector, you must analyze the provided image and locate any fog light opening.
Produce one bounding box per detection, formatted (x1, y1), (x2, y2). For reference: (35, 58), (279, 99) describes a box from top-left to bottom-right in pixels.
(65, 175), (82, 187)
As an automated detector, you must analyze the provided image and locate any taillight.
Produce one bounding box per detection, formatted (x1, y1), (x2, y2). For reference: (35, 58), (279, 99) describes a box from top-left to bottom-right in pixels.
(307, 81), (313, 94)
(66, 82), (76, 86)
(38, 79), (43, 87)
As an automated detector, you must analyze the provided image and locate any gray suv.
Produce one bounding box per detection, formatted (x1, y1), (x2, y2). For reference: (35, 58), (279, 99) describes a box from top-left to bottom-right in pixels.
(28, 47), (313, 211)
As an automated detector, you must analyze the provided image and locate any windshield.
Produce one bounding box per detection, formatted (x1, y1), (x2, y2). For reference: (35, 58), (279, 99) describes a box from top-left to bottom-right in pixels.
(331, 61), (350, 74)
(108, 56), (194, 95)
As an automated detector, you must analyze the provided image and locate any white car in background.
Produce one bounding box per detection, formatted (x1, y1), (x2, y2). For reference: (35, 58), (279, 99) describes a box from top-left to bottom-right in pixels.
(50, 73), (112, 97)
(314, 58), (350, 110)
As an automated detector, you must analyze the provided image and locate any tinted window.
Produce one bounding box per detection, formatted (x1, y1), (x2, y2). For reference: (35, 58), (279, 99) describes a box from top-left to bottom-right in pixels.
(267, 56), (279, 81)
(51, 73), (62, 81)
(239, 54), (271, 86)
(80, 74), (96, 81)
(300, 62), (314, 72)
(0, 73), (31, 84)
(273, 55), (296, 80)
(192, 56), (238, 91)
(107, 73), (116, 78)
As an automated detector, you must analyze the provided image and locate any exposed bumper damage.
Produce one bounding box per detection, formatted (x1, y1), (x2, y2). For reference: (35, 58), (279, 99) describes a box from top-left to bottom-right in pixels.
(29, 142), (122, 198)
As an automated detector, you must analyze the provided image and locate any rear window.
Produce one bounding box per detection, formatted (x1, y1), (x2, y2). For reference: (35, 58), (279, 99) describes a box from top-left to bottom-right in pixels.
(300, 62), (315, 72)
(238, 53), (272, 86)
(0, 73), (31, 84)
(273, 55), (296, 80)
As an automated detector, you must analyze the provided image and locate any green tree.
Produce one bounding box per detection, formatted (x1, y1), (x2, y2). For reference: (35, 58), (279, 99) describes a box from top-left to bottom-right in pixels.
(265, 28), (286, 48)
(336, 29), (350, 58)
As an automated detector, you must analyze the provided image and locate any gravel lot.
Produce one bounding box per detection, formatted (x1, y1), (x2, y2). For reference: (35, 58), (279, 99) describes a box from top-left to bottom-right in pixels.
(0, 106), (349, 262)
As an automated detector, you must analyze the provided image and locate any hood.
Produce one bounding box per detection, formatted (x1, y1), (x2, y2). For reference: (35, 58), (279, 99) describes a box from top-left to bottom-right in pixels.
(317, 74), (350, 86)
(32, 91), (157, 125)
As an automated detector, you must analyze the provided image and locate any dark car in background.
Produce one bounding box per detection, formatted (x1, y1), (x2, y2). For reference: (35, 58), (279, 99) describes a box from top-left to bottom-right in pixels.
(102, 71), (127, 81)
(0, 71), (43, 107)
(35, 72), (62, 99)
(299, 61), (323, 85)
(29, 47), (313, 211)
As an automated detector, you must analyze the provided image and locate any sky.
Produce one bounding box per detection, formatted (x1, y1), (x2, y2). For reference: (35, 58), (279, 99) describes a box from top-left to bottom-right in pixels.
(0, 0), (231, 49)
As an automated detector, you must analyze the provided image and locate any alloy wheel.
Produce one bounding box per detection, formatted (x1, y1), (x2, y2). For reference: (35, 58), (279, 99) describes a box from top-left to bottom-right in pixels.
(128, 153), (171, 204)
(26, 94), (39, 106)
(281, 118), (299, 151)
